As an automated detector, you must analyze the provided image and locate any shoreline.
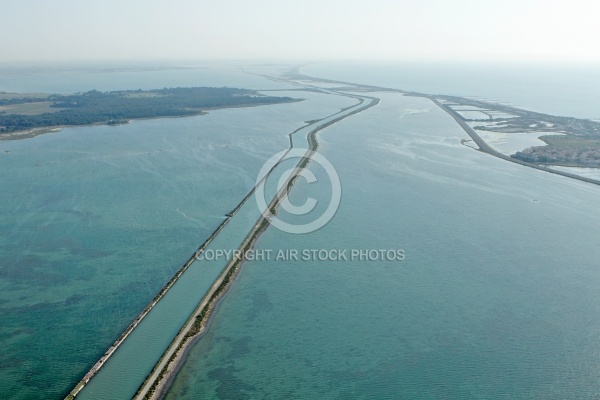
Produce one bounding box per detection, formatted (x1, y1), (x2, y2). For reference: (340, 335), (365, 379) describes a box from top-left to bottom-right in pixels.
(0, 126), (62, 140)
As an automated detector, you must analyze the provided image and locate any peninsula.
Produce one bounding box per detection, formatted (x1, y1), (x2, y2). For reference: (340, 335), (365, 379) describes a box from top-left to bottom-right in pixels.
(427, 94), (600, 168)
(0, 87), (297, 139)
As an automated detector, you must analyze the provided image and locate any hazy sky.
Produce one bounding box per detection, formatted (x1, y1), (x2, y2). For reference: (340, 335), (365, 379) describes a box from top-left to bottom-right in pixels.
(3, 0), (599, 63)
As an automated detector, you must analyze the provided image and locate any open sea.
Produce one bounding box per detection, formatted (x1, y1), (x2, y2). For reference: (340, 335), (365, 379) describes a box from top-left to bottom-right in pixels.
(303, 61), (600, 119)
(1, 62), (600, 399)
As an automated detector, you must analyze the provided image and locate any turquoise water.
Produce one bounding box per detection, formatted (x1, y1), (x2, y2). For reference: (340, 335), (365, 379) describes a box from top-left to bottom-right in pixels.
(3, 63), (600, 399)
(0, 66), (356, 400)
(77, 190), (261, 400)
(76, 90), (366, 400)
(166, 91), (600, 398)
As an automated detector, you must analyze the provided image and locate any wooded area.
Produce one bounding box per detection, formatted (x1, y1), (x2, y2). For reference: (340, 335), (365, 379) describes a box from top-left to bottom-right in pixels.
(0, 87), (295, 132)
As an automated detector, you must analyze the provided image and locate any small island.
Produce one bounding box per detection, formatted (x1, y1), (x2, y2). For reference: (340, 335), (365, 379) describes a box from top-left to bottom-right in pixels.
(0, 87), (298, 139)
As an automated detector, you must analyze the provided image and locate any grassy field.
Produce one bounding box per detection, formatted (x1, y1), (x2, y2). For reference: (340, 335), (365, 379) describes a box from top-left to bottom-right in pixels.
(540, 134), (600, 150)
(0, 102), (64, 115)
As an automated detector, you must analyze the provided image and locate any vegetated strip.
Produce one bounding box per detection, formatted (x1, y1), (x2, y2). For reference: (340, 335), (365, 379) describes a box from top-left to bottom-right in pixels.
(424, 95), (600, 187)
(133, 90), (380, 400)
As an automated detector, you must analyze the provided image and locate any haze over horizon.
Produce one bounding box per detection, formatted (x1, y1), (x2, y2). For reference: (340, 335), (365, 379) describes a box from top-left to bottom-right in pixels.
(3, 0), (600, 65)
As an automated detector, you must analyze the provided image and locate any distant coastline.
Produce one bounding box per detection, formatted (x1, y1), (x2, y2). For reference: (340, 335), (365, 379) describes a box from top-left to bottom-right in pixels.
(292, 67), (600, 184)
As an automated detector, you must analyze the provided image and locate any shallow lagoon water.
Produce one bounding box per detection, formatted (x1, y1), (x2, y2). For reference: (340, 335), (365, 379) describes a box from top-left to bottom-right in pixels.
(3, 64), (600, 399)
(166, 92), (600, 398)
(550, 165), (600, 181)
(0, 67), (356, 400)
(76, 90), (366, 400)
(473, 130), (565, 155)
